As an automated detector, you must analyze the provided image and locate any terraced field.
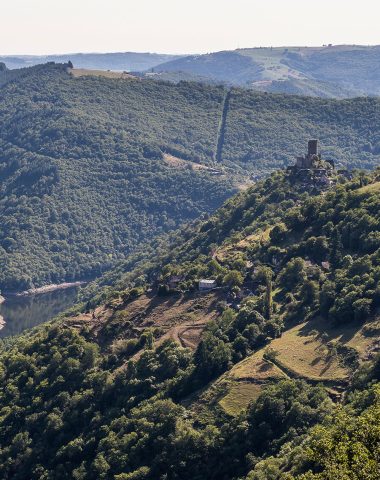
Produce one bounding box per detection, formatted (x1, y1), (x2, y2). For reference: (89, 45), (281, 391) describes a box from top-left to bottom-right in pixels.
(67, 290), (223, 357)
(218, 383), (262, 416)
(216, 349), (287, 416)
(215, 316), (380, 416)
(269, 321), (350, 383)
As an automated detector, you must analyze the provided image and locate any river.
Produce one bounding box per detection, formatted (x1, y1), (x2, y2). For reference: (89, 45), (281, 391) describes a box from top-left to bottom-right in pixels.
(0, 286), (81, 338)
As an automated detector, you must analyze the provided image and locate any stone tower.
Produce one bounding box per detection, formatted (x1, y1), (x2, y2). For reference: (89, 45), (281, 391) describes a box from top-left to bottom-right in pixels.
(304, 139), (319, 168)
(308, 140), (318, 157)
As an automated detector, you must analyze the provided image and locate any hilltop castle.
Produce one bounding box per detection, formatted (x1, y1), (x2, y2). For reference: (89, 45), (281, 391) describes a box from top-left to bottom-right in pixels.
(287, 140), (336, 189)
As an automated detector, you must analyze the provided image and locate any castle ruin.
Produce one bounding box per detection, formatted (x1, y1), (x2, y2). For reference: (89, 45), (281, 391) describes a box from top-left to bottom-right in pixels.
(287, 140), (336, 190)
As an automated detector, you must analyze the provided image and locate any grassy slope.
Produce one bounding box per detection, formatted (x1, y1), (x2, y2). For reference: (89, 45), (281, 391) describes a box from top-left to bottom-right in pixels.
(194, 313), (380, 418)
(69, 68), (137, 79)
(68, 290), (223, 355)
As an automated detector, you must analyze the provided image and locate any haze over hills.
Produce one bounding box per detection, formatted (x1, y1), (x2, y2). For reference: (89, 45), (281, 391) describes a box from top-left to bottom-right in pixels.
(151, 45), (380, 97)
(3, 45), (380, 97)
(0, 62), (379, 291)
(0, 52), (182, 72)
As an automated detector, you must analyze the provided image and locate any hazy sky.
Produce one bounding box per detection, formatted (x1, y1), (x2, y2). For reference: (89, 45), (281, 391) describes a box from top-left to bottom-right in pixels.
(1, 0), (379, 55)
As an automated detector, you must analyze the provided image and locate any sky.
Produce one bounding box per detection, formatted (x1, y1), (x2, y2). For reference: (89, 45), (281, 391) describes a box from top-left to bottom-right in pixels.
(1, 0), (379, 55)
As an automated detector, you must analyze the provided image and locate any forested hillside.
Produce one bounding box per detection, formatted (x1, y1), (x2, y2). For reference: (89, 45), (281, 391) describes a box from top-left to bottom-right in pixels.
(0, 62), (379, 291)
(0, 63), (233, 291)
(222, 90), (380, 170)
(0, 169), (379, 479)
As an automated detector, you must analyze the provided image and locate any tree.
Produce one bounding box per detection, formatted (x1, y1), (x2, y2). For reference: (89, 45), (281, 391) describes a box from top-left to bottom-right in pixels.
(300, 280), (319, 308)
(319, 280), (336, 316)
(270, 223), (288, 243)
(278, 258), (306, 290)
(291, 386), (380, 480)
(143, 330), (154, 350)
(246, 380), (331, 456)
(330, 228), (343, 268)
(264, 271), (273, 320)
(254, 266), (274, 319)
(115, 466), (150, 479)
(263, 347), (279, 362)
(353, 298), (372, 322)
(194, 335), (232, 381)
(223, 270), (244, 289)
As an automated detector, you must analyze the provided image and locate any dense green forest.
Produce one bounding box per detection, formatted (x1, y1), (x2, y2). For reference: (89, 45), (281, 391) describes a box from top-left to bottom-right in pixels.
(223, 90), (380, 171)
(0, 63), (233, 290)
(0, 62), (379, 291)
(0, 168), (379, 479)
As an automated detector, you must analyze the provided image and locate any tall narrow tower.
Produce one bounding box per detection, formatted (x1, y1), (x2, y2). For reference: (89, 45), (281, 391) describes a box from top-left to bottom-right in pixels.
(308, 139), (318, 157)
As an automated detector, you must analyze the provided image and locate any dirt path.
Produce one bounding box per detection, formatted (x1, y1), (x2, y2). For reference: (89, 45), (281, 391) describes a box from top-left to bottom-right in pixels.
(131, 318), (209, 361)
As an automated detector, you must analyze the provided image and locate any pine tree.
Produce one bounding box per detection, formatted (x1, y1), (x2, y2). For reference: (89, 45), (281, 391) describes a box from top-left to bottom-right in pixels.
(265, 274), (273, 320)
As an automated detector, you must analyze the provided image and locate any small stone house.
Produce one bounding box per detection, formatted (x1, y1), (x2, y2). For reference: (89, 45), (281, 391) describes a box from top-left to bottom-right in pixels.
(168, 275), (184, 290)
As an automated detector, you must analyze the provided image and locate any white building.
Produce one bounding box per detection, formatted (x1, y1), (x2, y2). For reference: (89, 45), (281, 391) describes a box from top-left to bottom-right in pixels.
(199, 279), (217, 291)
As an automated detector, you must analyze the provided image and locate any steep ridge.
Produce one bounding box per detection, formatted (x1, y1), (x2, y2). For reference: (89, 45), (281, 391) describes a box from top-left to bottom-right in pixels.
(0, 168), (379, 478)
(77, 168), (380, 374)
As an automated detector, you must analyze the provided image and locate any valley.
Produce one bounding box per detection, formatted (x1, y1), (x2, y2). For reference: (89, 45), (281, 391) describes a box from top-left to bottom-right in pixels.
(0, 56), (379, 480)
(0, 285), (80, 338)
(2, 1), (380, 478)
(0, 62), (379, 294)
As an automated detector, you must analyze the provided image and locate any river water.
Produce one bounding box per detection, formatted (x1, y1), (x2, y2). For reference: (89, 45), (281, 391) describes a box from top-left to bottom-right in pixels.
(0, 286), (80, 338)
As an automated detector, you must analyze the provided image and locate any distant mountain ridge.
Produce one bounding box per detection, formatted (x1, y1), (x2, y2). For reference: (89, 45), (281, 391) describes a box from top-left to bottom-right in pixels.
(3, 45), (380, 97)
(0, 52), (183, 72)
(150, 45), (380, 98)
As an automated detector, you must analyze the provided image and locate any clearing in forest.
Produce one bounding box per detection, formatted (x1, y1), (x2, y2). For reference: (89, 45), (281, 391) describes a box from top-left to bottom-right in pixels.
(69, 68), (137, 80)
